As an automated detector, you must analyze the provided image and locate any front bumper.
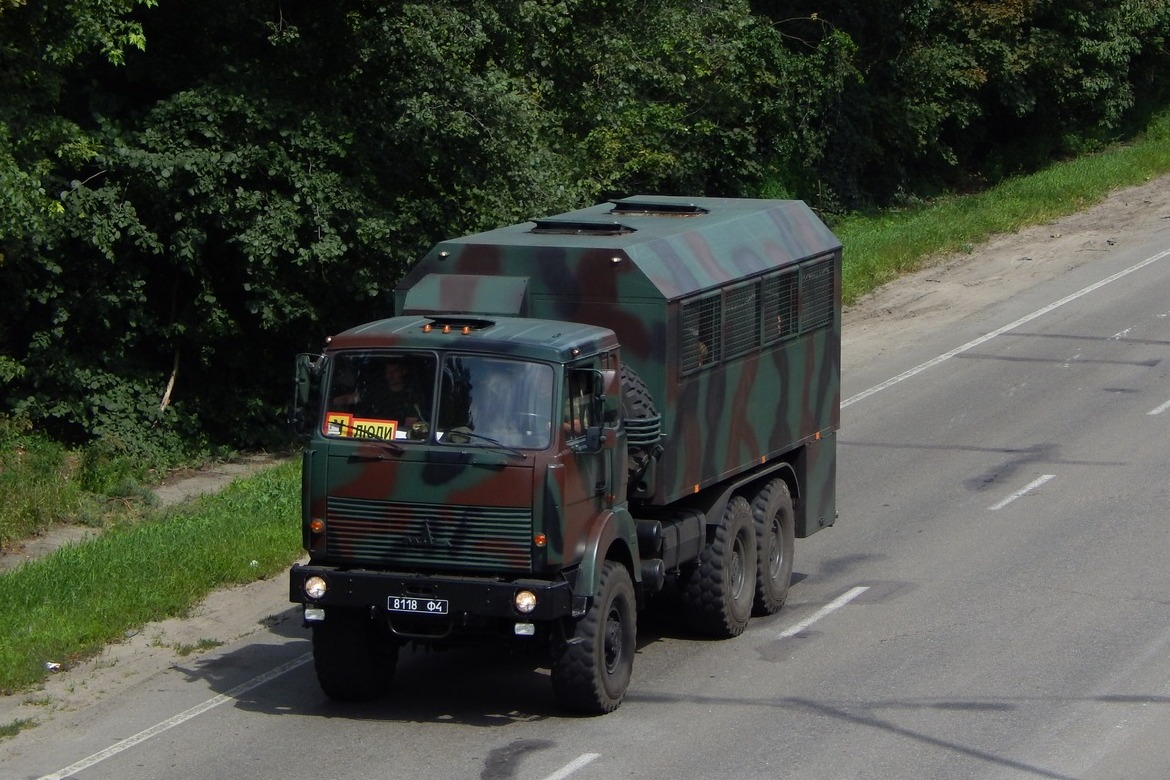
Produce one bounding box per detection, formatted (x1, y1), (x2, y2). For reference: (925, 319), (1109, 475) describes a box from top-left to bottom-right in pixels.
(288, 563), (576, 623)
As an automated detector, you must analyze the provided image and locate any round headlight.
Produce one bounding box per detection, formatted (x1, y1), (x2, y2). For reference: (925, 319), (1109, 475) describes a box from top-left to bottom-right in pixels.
(514, 590), (537, 614)
(304, 575), (328, 600)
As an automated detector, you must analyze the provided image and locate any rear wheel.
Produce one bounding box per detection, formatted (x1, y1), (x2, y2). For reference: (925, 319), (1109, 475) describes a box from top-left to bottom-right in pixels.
(684, 496), (757, 637)
(312, 608), (397, 701)
(751, 478), (796, 616)
(551, 560), (637, 714)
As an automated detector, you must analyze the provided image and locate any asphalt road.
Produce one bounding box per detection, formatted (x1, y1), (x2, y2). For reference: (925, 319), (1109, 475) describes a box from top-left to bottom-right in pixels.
(5, 222), (1170, 780)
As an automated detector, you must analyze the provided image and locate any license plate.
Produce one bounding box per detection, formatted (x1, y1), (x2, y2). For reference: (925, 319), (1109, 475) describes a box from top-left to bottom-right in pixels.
(387, 595), (449, 615)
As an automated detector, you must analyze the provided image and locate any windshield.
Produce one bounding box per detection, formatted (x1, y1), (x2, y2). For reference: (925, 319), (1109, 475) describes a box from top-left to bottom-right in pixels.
(323, 352), (436, 440)
(437, 356), (554, 450)
(322, 351), (554, 449)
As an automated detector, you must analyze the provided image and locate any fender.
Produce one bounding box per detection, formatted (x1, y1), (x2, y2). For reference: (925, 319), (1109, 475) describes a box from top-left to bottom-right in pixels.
(685, 460), (799, 530)
(575, 504), (639, 601)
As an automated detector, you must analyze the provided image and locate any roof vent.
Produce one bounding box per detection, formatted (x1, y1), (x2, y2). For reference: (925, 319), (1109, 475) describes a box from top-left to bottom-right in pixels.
(529, 219), (635, 236)
(609, 200), (709, 217)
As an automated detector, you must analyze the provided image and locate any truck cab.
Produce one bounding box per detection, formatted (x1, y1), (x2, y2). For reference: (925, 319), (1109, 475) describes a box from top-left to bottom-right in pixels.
(290, 315), (642, 711)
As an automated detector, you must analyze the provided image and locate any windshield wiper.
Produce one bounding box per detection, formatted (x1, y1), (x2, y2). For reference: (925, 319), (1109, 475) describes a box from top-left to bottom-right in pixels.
(332, 422), (405, 456)
(444, 428), (526, 460)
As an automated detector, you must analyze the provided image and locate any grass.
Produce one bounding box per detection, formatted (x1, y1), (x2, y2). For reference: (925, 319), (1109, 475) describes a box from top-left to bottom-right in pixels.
(835, 107), (1170, 305)
(0, 413), (240, 550)
(0, 428), (97, 549)
(0, 717), (36, 739)
(166, 638), (226, 657)
(0, 459), (301, 694)
(0, 416), (177, 550)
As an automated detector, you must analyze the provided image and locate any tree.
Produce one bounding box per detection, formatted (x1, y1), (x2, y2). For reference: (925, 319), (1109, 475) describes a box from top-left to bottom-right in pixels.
(2, 0), (1168, 457)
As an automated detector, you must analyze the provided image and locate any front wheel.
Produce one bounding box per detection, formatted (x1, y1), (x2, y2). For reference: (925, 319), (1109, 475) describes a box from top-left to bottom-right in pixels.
(312, 609), (397, 701)
(551, 561), (637, 714)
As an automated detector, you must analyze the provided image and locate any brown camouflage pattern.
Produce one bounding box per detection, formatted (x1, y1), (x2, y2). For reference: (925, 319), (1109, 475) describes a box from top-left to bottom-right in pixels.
(300, 317), (628, 579)
(396, 196), (841, 531)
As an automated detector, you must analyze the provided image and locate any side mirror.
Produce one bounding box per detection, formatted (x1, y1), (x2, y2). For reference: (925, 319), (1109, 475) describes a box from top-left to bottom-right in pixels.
(290, 353), (326, 437)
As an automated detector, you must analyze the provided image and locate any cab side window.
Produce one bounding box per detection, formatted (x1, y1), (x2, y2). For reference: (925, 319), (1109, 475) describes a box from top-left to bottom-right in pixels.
(563, 369), (596, 439)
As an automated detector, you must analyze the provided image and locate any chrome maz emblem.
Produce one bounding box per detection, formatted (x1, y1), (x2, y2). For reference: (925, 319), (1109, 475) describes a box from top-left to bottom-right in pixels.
(402, 520), (450, 548)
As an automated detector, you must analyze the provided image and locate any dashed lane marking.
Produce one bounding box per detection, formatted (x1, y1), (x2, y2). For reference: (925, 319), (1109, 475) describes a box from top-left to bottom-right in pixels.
(988, 474), (1057, 511)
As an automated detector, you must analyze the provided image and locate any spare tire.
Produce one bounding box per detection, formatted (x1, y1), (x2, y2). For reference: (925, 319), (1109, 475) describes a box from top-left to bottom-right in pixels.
(620, 364), (662, 498)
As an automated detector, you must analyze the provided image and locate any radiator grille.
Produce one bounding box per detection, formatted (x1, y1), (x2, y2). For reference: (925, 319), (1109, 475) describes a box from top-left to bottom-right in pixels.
(326, 497), (533, 572)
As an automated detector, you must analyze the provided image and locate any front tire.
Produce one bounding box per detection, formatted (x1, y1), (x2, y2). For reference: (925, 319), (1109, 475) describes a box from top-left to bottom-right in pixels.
(684, 496), (757, 637)
(551, 561), (637, 714)
(312, 609), (397, 701)
(751, 478), (796, 616)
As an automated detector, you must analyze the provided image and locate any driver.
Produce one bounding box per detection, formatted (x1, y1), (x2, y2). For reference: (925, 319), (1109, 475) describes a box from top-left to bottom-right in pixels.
(336, 357), (429, 429)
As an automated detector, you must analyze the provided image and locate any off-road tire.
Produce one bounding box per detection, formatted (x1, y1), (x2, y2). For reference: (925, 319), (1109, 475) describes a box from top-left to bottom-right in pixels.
(683, 496), (757, 637)
(551, 561), (637, 714)
(620, 364), (661, 495)
(751, 478), (795, 616)
(620, 364), (656, 421)
(312, 609), (397, 702)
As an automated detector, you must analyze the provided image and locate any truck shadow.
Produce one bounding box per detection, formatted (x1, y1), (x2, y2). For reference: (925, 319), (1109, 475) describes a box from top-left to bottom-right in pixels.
(201, 605), (685, 725)
(187, 579), (837, 726)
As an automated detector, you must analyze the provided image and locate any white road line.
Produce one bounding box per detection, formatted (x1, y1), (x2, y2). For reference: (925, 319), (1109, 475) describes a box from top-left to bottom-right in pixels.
(988, 474), (1057, 511)
(842, 248), (1170, 409)
(542, 753), (601, 780)
(545, 588), (871, 778)
(778, 585), (870, 640)
(38, 653), (313, 780)
(1148, 398), (1170, 416)
(32, 583), (862, 780)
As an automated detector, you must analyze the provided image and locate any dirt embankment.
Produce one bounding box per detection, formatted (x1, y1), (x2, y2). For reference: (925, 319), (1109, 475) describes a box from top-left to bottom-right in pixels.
(0, 452), (288, 573)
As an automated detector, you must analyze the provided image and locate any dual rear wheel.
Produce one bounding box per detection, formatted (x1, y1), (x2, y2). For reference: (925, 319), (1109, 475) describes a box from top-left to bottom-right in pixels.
(551, 474), (795, 714)
(683, 477), (796, 636)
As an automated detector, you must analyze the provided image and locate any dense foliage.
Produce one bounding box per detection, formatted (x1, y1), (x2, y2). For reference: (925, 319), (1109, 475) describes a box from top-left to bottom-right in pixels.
(2, 0), (1169, 456)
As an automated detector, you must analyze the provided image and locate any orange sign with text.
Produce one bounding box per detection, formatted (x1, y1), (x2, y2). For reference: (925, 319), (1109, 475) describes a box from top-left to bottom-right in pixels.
(324, 412), (399, 440)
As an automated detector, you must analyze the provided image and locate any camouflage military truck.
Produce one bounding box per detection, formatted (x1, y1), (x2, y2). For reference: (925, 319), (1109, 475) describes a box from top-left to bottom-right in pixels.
(288, 195), (841, 713)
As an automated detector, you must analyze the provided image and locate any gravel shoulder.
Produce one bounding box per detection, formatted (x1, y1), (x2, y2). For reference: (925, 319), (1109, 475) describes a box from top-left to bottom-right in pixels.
(843, 176), (1170, 368)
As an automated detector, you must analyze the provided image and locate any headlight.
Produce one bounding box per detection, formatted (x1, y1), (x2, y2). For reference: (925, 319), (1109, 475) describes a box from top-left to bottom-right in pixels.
(304, 576), (328, 600)
(514, 590), (537, 614)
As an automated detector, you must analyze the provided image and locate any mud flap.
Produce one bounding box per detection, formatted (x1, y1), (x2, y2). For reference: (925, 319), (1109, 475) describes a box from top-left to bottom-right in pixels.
(794, 432), (836, 537)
